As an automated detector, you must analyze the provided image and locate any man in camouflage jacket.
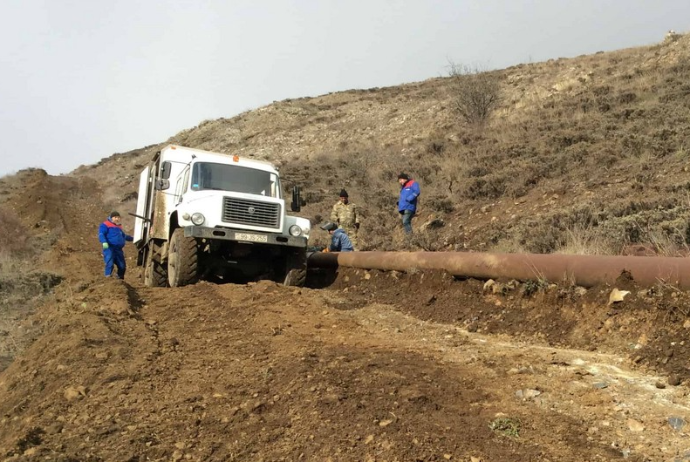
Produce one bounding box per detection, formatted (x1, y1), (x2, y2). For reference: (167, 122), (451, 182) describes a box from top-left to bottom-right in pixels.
(330, 189), (360, 249)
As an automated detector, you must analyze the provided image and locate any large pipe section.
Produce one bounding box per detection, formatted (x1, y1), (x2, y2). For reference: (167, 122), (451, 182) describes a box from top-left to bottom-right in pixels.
(308, 251), (690, 288)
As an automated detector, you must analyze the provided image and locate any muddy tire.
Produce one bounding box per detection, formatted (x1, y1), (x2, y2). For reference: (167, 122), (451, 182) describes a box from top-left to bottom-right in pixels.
(282, 248), (307, 287)
(168, 228), (199, 287)
(144, 249), (168, 287)
(283, 268), (306, 287)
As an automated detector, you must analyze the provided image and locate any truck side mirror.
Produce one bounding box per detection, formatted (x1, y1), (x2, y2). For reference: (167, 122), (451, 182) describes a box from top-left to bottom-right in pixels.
(161, 161), (172, 180)
(291, 186), (302, 212)
(155, 179), (170, 190)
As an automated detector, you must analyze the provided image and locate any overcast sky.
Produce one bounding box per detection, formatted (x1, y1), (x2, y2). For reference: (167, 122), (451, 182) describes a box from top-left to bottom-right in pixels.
(1, 1), (688, 177)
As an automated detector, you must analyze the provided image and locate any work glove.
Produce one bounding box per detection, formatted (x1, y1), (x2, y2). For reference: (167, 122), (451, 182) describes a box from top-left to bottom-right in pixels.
(102, 243), (109, 250)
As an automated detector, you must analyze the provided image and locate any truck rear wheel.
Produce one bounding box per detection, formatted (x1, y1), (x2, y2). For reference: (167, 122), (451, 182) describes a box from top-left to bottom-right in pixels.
(143, 248), (168, 287)
(168, 228), (199, 287)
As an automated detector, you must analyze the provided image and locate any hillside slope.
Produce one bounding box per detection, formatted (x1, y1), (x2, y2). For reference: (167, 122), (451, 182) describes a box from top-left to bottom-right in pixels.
(1, 33), (690, 461)
(72, 31), (690, 253)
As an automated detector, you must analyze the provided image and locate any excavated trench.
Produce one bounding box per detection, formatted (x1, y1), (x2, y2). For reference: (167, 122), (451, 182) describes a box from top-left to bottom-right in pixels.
(313, 263), (690, 383)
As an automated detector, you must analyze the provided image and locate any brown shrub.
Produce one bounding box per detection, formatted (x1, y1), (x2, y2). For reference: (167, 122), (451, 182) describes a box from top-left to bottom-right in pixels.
(448, 62), (502, 126)
(0, 207), (29, 254)
(463, 175), (507, 200)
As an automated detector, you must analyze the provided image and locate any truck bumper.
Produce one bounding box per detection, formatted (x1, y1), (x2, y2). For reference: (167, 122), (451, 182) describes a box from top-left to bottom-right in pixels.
(184, 226), (307, 248)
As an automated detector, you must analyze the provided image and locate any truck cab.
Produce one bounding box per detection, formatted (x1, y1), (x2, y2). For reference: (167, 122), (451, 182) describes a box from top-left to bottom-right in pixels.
(133, 145), (310, 287)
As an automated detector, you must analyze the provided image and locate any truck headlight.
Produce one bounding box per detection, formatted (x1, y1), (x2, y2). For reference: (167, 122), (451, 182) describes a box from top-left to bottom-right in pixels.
(289, 225), (302, 237)
(191, 213), (205, 225)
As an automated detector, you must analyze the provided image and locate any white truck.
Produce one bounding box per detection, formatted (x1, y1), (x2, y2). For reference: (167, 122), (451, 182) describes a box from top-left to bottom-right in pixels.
(132, 145), (310, 287)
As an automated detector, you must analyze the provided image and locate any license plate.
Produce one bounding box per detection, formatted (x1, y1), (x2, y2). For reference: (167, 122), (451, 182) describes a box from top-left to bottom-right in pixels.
(235, 232), (268, 243)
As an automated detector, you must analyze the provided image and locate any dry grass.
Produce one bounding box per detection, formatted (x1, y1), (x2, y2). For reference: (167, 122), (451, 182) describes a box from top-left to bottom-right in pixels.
(0, 207), (29, 254)
(555, 225), (616, 255)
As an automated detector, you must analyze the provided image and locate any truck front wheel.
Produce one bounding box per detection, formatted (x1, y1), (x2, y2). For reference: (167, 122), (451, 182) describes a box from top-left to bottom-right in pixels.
(283, 269), (306, 287)
(282, 248), (307, 287)
(168, 228), (199, 287)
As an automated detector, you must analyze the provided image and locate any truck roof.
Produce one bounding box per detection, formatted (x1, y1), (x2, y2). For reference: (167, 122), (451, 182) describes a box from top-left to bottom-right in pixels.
(160, 145), (279, 173)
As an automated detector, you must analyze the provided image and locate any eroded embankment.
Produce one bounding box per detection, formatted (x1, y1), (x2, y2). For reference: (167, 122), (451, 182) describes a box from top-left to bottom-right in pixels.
(326, 267), (690, 383)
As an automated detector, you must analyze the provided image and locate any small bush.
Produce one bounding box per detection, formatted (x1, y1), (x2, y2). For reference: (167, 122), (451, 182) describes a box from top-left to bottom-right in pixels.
(448, 62), (502, 126)
(463, 176), (507, 200)
(489, 417), (521, 437)
(522, 279), (548, 296)
(427, 195), (455, 213)
(0, 207), (29, 254)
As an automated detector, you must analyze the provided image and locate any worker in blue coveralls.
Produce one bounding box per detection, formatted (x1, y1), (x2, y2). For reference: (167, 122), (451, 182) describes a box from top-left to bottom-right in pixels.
(98, 211), (134, 279)
(320, 222), (354, 252)
(397, 173), (421, 234)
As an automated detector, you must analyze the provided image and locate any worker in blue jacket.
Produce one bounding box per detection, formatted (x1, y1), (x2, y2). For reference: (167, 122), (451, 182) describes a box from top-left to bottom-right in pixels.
(320, 222), (354, 252)
(397, 173), (421, 234)
(98, 211), (134, 279)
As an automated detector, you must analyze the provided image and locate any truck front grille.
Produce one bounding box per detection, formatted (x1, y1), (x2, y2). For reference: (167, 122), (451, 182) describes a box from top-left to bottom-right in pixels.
(222, 198), (280, 228)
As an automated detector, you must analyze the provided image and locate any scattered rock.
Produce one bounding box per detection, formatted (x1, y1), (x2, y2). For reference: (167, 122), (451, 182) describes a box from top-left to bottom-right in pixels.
(574, 286), (588, 297)
(668, 416), (685, 431)
(63, 386), (86, 401)
(608, 288), (630, 305)
(515, 389), (541, 400)
(626, 419), (645, 432)
(422, 217), (445, 230)
(668, 374), (682, 386)
(505, 280), (519, 290)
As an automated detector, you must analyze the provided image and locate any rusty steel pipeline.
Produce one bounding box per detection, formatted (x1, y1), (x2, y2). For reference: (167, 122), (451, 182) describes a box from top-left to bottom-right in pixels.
(307, 251), (690, 288)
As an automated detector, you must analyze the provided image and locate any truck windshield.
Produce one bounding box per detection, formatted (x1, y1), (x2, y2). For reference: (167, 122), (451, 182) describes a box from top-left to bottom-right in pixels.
(191, 162), (280, 198)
